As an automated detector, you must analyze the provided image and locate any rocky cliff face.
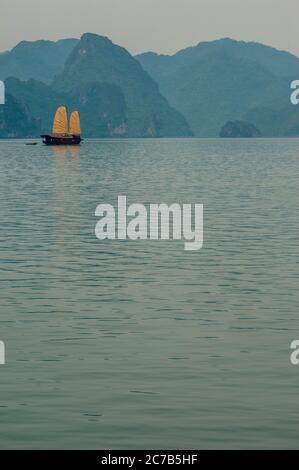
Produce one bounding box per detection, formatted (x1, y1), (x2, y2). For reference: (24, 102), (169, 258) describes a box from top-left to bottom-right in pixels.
(3, 76), (128, 138)
(53, 33), (192, 137)
(0, 92), (39, 138)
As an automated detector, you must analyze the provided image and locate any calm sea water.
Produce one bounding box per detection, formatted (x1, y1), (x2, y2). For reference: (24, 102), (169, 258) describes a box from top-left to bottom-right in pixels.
(0, 138), (299, 449)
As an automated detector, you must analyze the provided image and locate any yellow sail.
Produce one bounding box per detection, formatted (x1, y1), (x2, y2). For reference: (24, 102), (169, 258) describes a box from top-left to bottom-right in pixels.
(52, 106), (68, 135)
(69, 111), (81, 135)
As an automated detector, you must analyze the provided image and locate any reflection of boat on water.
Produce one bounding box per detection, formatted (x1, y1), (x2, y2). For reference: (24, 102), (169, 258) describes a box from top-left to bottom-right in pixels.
(41, 106), (82, 145)
(53, 139), (81, 246)
(52, 144), (80, 158)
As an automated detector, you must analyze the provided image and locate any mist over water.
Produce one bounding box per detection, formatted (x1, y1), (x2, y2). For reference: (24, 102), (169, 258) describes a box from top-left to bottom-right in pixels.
(0, 138), (299, 449)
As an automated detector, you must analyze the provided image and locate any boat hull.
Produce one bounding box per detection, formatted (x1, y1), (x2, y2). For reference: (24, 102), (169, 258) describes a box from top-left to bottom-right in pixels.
(41, 135), (82, 145)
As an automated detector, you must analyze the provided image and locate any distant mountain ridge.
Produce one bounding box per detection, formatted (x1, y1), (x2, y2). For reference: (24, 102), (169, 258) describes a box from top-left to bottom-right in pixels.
(0, 38), (79, 83)
(1, 33), (191, 138)
(2, 35), (299, 137)
(136, 38), (299, 136)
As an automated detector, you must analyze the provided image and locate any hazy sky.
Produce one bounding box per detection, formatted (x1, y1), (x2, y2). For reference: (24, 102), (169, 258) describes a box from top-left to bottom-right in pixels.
(1, 0), (298, 56)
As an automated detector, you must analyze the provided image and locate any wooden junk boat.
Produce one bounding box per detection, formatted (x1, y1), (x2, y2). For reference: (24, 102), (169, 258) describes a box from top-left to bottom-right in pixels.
(41, 106), (82, 145)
